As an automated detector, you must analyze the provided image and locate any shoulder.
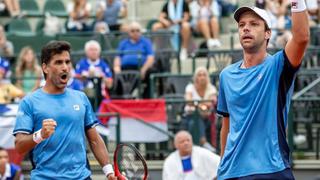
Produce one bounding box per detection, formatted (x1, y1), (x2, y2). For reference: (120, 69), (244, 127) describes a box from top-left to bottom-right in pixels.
(119, 39), (130, 46)
(164, 150), (179, 164)
(185, 83), (195, 91)
(193, 146), (220, 159)
(220, 61), (241, 77)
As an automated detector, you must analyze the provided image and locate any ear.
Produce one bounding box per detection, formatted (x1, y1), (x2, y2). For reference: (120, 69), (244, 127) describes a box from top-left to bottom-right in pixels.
(265, 30), (271, 40)
(42, 63), (48, 74)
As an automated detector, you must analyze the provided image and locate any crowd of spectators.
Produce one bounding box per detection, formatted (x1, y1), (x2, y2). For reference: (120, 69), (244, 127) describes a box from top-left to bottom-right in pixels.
(0, 1), (319, 177)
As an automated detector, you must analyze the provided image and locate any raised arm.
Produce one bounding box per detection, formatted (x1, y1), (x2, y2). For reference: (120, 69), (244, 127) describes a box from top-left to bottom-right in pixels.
(285, 0), (310, 67)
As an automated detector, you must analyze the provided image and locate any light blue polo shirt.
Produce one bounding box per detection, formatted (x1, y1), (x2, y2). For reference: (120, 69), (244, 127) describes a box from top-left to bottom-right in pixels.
(13, 88), (98, 180)
(217, 50), (299, 179)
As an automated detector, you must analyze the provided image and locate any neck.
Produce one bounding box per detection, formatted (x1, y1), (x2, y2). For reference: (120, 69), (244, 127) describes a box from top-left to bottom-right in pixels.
(0, 165), (5, 176)
(242, 49), (268, 68)
(43, 83), (65, 94)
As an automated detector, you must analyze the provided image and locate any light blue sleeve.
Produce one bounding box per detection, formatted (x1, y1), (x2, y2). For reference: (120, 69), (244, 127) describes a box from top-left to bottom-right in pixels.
(82, 93), (99, 130)
(13, 99), (34, 135)
(217, 73), (229, 117)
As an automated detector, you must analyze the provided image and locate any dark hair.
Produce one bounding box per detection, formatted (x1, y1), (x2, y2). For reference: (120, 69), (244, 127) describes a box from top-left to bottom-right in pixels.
(40, 41), (71, 79)
(0, 147), (4, 151)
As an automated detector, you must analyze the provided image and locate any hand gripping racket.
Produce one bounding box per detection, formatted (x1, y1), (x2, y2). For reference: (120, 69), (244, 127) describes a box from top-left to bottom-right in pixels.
(113, 143), (148, 180)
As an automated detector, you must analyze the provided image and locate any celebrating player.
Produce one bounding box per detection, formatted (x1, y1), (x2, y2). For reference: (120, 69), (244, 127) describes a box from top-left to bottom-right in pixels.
(217, 0), (309, 179)
(13, 41), (117, 180)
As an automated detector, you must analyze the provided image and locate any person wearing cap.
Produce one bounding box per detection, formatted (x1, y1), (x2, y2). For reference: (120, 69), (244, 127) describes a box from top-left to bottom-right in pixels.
(217, 1), (309, 179)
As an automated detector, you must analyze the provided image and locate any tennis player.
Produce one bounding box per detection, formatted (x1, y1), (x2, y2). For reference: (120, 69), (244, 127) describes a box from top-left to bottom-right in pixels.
(13, 41), (117, 180)
(217, 1), (309, 179)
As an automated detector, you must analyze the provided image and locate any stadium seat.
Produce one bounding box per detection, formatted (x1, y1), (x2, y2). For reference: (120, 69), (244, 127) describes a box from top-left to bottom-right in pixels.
(19, 0), (41, 17)
(43, 0), (67, 17)
(56, 32), (105, 53)
(6, 34), (55, 55)
(7, 18), (34, 36)
(111, 70), (141, 99)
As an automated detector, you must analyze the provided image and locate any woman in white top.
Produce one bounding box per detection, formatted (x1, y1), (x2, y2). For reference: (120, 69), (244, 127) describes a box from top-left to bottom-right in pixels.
(189, 0), (221, 49)
(183, 66), (217, 151)
(66, 0), (92, 31)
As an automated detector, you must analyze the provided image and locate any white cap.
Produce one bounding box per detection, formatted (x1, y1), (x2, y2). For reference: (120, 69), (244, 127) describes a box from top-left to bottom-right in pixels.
(234, 6), (272, 30)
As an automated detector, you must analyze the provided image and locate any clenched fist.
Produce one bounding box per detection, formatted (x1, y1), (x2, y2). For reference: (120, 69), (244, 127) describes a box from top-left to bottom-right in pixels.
(41, 119), (57, 139)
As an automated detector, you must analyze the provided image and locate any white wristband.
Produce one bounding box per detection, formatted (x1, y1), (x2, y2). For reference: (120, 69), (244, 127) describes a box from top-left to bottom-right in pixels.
(33, 129), (44, 144)
(291, 0), (307, 12)
(102, 164), (114, 176)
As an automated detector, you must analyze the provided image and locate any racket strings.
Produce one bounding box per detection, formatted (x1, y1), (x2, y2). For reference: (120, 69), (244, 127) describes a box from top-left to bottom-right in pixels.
(118, 146), (145, 179)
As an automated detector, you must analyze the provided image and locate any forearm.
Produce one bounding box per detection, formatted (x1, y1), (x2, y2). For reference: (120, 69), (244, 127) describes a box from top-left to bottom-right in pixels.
(291, 7), (309, 44)
(141, 56), (154, 72)
(15, 133), (37, 155)
(87, 128), (110, 167)
(113, 57), (121, 73)
(220, 117), (229, 157)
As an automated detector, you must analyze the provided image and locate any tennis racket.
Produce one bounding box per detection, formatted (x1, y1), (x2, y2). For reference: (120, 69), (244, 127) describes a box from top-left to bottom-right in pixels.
(113, 143), (148, 180)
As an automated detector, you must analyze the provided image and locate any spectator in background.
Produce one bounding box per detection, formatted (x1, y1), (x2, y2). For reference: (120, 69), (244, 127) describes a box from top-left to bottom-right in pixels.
(182, 67), (217, 151)
(0, 57), (24, 104)
(152, 0), (191, 61)
(265, 0), (292, 48)
(66, 0), (92, 32)
(68, 65), (84, 91)
(0, 25), (13, 57)
(0, 147), (22, 180)
(95, 0), (128, 33)
(75, 40), (113, 98)
(306, 0), (319, 26)
(114, 22), (155, 98)
(190, 0), (222, 49)
(0, 0), (21, 17)
(114, 22), (154, 80)
(15, 46), (42, 94)
(162, 130), (220, 180)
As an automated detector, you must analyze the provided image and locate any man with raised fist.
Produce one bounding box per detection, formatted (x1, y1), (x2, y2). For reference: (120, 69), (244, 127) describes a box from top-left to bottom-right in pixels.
(13, 41), (117, 180)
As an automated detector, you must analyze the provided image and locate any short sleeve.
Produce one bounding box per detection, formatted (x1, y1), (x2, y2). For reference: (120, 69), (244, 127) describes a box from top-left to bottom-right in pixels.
(185, 83), (194, 93)
(82, 93), (99, 130)
(102, 62), (113, 78)
(144, 38), (154, 56)
(75, 61), (83, 75)
(13, 99), (34, 135)
(67, 3), (74, 13)
(217, 74), (229, 117)
(117, 40), (126, 57)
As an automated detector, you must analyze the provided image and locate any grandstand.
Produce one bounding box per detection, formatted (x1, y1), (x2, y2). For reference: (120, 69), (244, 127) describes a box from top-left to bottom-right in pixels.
(0, 0), (320, 179)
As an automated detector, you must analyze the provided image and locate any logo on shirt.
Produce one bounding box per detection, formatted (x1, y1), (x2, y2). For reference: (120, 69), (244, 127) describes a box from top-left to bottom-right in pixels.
(73, 105), (80, 111)
(257, 73), (263, 80)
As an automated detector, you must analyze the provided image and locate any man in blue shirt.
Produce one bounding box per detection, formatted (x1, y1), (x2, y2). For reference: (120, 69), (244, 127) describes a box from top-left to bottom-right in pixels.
(13, 41), (117, 180)
(0, 147), (22, 180)
(75, 40), (113, 99)
(113, 22), (155, 97)
(217, 1), (309, 179)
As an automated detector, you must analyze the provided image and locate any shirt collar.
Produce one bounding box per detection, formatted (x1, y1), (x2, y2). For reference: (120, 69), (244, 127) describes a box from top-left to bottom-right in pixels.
(0, 163), (11, 180)
(86, 59), (100, 66)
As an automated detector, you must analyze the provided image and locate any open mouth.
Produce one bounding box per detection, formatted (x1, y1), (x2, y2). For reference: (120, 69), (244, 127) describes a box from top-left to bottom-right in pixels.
(61, 74), (67, 80)
(242, 35), (253, 40)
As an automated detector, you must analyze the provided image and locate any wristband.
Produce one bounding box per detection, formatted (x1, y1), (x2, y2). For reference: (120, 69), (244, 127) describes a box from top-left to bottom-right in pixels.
(291, 0), (307, 13)
(102, 164), (114, 176)
(33, 129), (44, 144)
